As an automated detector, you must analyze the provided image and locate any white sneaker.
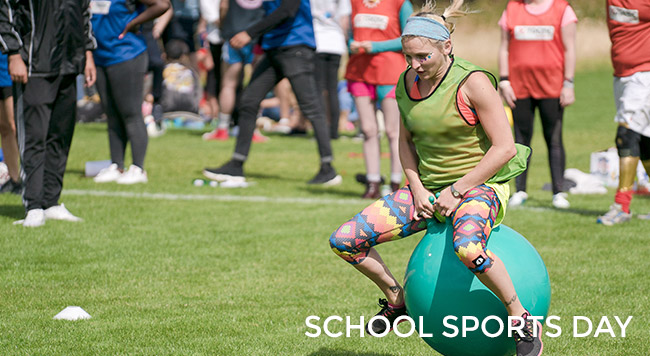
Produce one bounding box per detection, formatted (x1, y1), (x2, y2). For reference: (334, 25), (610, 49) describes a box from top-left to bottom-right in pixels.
(146, 117), (166, 138)
(509, 191), (528, 207)
(44, 204), (83, 222)
(552, 192), (570, 209)
(597, 203), (631, 225)
(94, 163), (122, 183)
(116, 165), (148, 185)
(13, 209), (45, 227)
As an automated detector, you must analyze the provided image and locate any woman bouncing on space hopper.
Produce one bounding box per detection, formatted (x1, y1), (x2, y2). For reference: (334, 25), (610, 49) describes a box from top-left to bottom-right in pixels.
(328, 1), (543, 355)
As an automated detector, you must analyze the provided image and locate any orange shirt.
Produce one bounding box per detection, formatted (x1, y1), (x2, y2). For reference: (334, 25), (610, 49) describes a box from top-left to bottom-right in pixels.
(607, 0), (650, 77)
(345, 0), (405, 85)
(506, 0), (568, 99)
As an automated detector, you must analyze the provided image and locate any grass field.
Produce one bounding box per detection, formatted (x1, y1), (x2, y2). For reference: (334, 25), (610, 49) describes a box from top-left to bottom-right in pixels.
(1, 65), (649, 356)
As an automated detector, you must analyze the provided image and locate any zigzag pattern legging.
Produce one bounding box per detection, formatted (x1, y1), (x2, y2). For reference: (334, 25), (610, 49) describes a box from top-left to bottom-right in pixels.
(329, 184), (500, 274)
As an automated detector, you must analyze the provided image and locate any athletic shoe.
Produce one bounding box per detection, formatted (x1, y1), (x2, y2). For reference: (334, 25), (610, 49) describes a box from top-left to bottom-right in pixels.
(355, 173), (385, 186)
(307, 163), (342, 185)
(509, 191), (528, 207)
(365, 298), (408, 335)
(146, 117), (166, 138)
(273, 121), (292, 134)
(14, 209), (45, 227)
(252, 129), (269, 143)
(93, 163), (122, 183)
(202, 128), (229, 141)
(0, 179), (22, 195)
(512, 311), (543, 356)
(44, 204), (83, 222)
(552, 192), (570, 209)
(116, 165), (148, 185)
(273, 125), (292, 134)
(362, 182), (381, 199)
(203, 160), (245, 182)
(597, 203), (631, 226)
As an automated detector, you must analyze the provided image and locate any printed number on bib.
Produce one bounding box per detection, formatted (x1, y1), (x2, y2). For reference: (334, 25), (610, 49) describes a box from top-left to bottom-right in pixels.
(609, 5), (639, 24)
(353, 14), (389, 30)
(90, 1), (111, 15)
(513, 25), (554, 41)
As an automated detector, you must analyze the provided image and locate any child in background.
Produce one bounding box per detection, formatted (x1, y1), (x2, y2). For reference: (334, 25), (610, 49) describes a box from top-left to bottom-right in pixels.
(345, 0), (413, 198)
(161, 40), (201, 114)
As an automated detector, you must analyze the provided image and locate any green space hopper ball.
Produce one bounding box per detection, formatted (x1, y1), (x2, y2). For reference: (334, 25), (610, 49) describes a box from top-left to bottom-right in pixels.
(404, 220), (551, 356)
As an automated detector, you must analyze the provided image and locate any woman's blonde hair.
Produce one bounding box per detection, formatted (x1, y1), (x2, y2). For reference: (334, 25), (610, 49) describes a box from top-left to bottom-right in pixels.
(408, 0), (472, 36)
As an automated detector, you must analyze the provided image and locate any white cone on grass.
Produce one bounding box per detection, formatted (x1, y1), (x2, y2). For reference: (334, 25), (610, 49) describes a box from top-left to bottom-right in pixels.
(53, 306), (91, 321)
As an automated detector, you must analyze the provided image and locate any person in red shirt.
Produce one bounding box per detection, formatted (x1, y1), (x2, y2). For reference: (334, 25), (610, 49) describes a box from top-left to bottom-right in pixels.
(597, 0), (650, 225)
(345, 0), (412, 199)
(498, 0), (577, 209)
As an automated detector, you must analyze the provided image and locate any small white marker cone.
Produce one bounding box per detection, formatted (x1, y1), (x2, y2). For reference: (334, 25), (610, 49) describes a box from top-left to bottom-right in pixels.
(53, 306), (91, 321)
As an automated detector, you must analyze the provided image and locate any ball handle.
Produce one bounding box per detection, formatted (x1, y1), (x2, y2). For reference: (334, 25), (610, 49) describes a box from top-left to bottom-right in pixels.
(427, 193), (448, 224)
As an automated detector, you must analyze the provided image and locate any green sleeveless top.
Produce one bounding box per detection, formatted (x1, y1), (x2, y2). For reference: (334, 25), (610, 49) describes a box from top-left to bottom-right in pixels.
(396, 56), (530, 225)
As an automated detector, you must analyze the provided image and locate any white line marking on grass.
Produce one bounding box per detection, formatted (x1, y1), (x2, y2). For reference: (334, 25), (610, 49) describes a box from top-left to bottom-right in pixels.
(509, 206), (552, 213)
(63, 189), (563, 212)
(63, 189), (365, 206)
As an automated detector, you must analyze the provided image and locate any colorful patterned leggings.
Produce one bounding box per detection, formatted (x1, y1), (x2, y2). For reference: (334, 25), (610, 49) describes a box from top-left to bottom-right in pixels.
(329, 184), (500, 274)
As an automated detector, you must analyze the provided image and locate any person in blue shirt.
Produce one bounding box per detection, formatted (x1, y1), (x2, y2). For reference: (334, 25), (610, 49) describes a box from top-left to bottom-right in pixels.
(203, 0), (342, 186)
(0, 52), (19, 194)
(201, 0), (265, 141)
(91, 0), (170, 185)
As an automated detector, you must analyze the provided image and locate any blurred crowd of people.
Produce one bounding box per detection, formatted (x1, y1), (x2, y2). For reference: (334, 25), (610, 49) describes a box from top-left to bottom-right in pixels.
(0, 0), (648, 228)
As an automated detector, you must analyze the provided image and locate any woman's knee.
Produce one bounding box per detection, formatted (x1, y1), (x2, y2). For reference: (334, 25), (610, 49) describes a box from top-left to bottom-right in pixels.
(329, 227), (354, 254)
(360, 121), (379, 140)
(329, 231), (341, 252)
(329, 221), (371, 264)
(384, 129), (399, 142)
(453, 240), (494, 274)
(238, 95), (263, 117)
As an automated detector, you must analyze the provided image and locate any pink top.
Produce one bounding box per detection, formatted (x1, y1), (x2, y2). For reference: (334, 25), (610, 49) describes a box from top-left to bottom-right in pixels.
(410, 76), (479, 125)
(498, 0), (577, 30)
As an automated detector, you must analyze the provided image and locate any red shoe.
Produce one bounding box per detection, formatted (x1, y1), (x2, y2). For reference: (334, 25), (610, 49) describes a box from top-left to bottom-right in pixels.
(202, 128), (229, 141)
(252, 130), (268, 143)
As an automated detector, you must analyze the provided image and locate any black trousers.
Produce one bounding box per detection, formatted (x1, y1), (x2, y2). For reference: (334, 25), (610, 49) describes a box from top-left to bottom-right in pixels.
(512, 97), (566, 194)
(314, 52), (341, 139)
(144, 29), (165, 102)
(96, 53), (149, 169)
(205, 43), (223, 98)
(233, 45), (333, 163)
(14, 74), (77, 211)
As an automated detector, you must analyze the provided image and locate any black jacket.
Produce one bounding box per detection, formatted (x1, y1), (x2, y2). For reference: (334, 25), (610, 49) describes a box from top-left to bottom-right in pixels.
(0, 0), (96, 77)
